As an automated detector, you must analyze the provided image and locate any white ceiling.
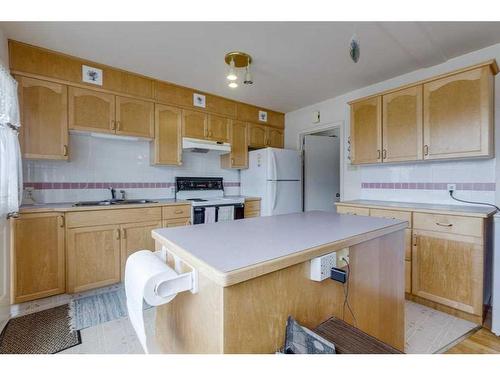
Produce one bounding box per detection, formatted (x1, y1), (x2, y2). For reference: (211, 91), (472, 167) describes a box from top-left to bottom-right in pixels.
(2, 22), (500, 113)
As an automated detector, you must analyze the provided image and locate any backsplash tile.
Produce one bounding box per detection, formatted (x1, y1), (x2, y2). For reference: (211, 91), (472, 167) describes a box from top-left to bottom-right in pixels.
(23, 133), (240, 203)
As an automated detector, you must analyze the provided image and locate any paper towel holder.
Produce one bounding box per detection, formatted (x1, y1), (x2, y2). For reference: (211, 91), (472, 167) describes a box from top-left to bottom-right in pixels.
(159, 246), (199, 295)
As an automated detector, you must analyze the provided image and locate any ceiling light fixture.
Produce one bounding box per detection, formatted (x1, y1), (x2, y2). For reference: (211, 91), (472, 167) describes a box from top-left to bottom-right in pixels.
(224, 51), (253, 88)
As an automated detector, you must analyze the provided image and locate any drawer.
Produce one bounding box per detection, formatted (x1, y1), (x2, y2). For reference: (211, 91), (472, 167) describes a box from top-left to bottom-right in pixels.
(66, 207), (161, 228)
(336, 205), (370, 216)
(405, 260), (411, 294)
(413, 212), (483, 237)
(245, 211), (260, 218)
(245, 200), (261, 212)
(369, 208), (412, 227)
(162, 204), (191, 220)
(163, 218), (191, 227)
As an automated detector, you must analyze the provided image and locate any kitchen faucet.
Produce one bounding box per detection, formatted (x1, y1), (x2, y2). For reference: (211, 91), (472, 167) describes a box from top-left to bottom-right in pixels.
(109, 187), (116, 200)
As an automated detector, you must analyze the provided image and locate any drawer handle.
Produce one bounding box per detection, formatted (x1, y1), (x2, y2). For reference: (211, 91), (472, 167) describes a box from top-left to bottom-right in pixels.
(436, 222), (453, 227)
(116, 228), (121, 240)
(63, 145), (69, 157)
(174, 209), (183, 214)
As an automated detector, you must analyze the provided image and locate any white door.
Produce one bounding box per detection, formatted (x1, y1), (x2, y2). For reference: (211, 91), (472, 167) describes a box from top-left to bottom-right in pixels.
(264, 181), (302, 216)
(267, 148), (302, 181)
(304, 135), (340, 212)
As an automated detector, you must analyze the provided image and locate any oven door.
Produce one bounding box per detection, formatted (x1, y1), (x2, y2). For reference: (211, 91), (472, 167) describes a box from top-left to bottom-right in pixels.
(192, 207), (205, 225)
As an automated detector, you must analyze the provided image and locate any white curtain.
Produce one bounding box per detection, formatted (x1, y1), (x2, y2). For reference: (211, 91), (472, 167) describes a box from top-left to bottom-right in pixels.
(0, 62), (22, 216)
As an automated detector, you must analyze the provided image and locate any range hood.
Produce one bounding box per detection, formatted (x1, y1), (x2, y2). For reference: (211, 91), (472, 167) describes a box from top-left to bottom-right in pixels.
(182, 137), (231, 153)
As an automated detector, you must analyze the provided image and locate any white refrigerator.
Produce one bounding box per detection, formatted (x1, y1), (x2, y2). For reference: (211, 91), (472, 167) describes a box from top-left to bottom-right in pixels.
(241, 148), (302, 216)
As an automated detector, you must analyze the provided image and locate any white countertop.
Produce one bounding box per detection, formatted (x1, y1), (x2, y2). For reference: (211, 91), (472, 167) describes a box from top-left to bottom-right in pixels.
(153, 211), (405, 276)
(336, 199), (496, 217)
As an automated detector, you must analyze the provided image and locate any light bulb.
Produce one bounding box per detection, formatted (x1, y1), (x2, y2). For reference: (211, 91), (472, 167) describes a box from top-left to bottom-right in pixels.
(228, 82), (238, 88)
(244, 65), (253, 85)
(226, 58), (237, 81)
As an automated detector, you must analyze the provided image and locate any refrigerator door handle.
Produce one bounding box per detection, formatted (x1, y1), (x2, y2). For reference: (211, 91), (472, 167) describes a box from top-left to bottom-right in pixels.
(271, 182), (278, 211)
(270, 149), (278, 181)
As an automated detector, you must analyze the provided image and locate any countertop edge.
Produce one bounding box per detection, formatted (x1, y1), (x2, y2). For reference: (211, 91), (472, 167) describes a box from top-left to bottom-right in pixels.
(152, 221), (408, 287)
(336, 200), (495, 218)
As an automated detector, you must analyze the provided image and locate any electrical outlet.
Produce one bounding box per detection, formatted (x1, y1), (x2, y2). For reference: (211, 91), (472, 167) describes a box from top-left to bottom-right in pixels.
(310, 248), (349, 281)
(447, 184), (456, 192)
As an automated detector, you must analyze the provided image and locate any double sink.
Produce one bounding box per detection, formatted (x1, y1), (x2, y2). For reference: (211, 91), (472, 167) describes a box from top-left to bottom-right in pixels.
(73, 199), (157, 207)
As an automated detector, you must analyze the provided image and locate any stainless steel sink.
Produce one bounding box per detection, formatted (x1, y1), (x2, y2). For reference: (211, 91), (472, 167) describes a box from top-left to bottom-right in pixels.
(73, 199), (157, 207)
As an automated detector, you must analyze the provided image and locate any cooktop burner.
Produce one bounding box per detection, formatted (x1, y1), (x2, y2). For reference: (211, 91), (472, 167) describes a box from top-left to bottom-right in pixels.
(186, 198), (208, 202)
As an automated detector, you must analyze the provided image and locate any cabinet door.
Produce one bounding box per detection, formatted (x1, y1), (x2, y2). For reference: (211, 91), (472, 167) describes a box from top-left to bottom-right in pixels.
(17, 76), (68, 160)
(120, 220), (162, 280)
(350, 96), (382, 164)
(248, 123), (267, 148)
(152, 104), (182, 165)
(423, 67), (493, 160)
(382, 86), (423, 162)
(412, 230), (483, 315)
(222, 120), (248, 169)
(182, 109), (207, 139)
(266, 127), (284, 148)
(68, 87), (115, 133)
(207, 114), (230, 142)
(67, 224), (121, 293)
(11, 213), (65, 303)
(115, 96), (154, 138)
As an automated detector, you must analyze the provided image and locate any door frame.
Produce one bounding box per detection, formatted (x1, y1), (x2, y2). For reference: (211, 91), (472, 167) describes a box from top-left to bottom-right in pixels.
(297, 121), (344, 209)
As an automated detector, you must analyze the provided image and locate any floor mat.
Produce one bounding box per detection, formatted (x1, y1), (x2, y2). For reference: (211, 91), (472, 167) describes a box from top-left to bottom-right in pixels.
(0, 304), (81, 354)
(69, 286), (151, 331)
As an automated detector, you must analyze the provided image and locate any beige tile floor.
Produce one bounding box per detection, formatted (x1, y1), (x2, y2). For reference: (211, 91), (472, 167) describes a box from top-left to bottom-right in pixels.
(55, 300), (478, 354)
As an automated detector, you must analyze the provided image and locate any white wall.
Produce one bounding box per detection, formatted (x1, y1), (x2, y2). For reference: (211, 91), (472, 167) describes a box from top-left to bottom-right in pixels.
(286, 42), (500, 206)
(24, 133), (240, 203)
(0, 26), (9, 330)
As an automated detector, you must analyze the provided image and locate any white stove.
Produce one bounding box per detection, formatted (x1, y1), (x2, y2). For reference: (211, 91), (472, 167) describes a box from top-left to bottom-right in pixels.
(176, 177), (244, 224)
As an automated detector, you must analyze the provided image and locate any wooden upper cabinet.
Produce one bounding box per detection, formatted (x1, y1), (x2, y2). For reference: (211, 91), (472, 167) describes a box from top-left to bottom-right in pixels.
(236, 103), (284, 128)
(182, 109), (207, 139)
(350, 96), (382, 164)
(266, 127), (284, 148)
(66, 224), (121, 293)
(221, 121), (248, 169)
(423, 66), (494, 160)
(382, 86), (423, 162)
(412, 230), (483, 315)
(11, 212), (65, 303)
(208, 114), (230, 142)
(17, 76), (68, 160)
(115, 96), (154, 138)
(152, 104), (182, 166)
(248, 123), (267, 148)
(68, 86), (115, 133)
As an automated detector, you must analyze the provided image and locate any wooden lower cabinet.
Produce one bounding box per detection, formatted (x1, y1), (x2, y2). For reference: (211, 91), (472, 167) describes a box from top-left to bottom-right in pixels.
(244, 198), (261, 218)
(66, 224), (121, 293)
(11, 213), (65, 303)
(120, 220), (163, 280)
(412, 230), (483, 315)
(336, 205), (370, 216)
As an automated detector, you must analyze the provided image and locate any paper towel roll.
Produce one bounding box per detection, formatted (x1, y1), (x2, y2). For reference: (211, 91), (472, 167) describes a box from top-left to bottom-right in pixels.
(125, 250), (184, 354)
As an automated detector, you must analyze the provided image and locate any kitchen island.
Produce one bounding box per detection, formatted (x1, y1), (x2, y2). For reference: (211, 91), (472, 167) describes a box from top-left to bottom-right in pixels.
(152, 211), (408, 353)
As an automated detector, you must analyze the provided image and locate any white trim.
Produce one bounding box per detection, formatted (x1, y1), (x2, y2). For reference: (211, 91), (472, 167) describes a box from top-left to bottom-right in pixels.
(297, 121), (344, 204)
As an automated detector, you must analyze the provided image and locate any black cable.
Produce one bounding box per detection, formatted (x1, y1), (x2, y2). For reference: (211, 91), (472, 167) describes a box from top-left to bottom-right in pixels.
(342, 257), (357, 327)
(449, 190), (500, 212)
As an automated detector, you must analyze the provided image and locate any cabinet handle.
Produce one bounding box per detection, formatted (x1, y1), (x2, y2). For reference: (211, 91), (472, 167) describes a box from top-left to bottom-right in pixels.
(424, 145), (429, 156)
(111, 120), (116, 130)
(63, 145), (68, 157)
(413, 234), (417, 247)
(122, 228), (127, 239)
(58, 215), (65, 228)
(436, 222), (453, 227)
(116, 121), (121, 131)
(382, 149), (387, 159)
(116, 228), (121, 240)
(174, 209), (183, 214)
(377, 149), (381, 160)
(231, 158), (235, 165)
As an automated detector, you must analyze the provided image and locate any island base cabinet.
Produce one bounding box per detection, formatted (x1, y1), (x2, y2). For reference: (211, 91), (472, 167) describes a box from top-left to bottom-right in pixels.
(66, 225), (121, 293)
(155, 229), (405, 353)
(412, 230), (483, 316)
(11, 212), (65, 303)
